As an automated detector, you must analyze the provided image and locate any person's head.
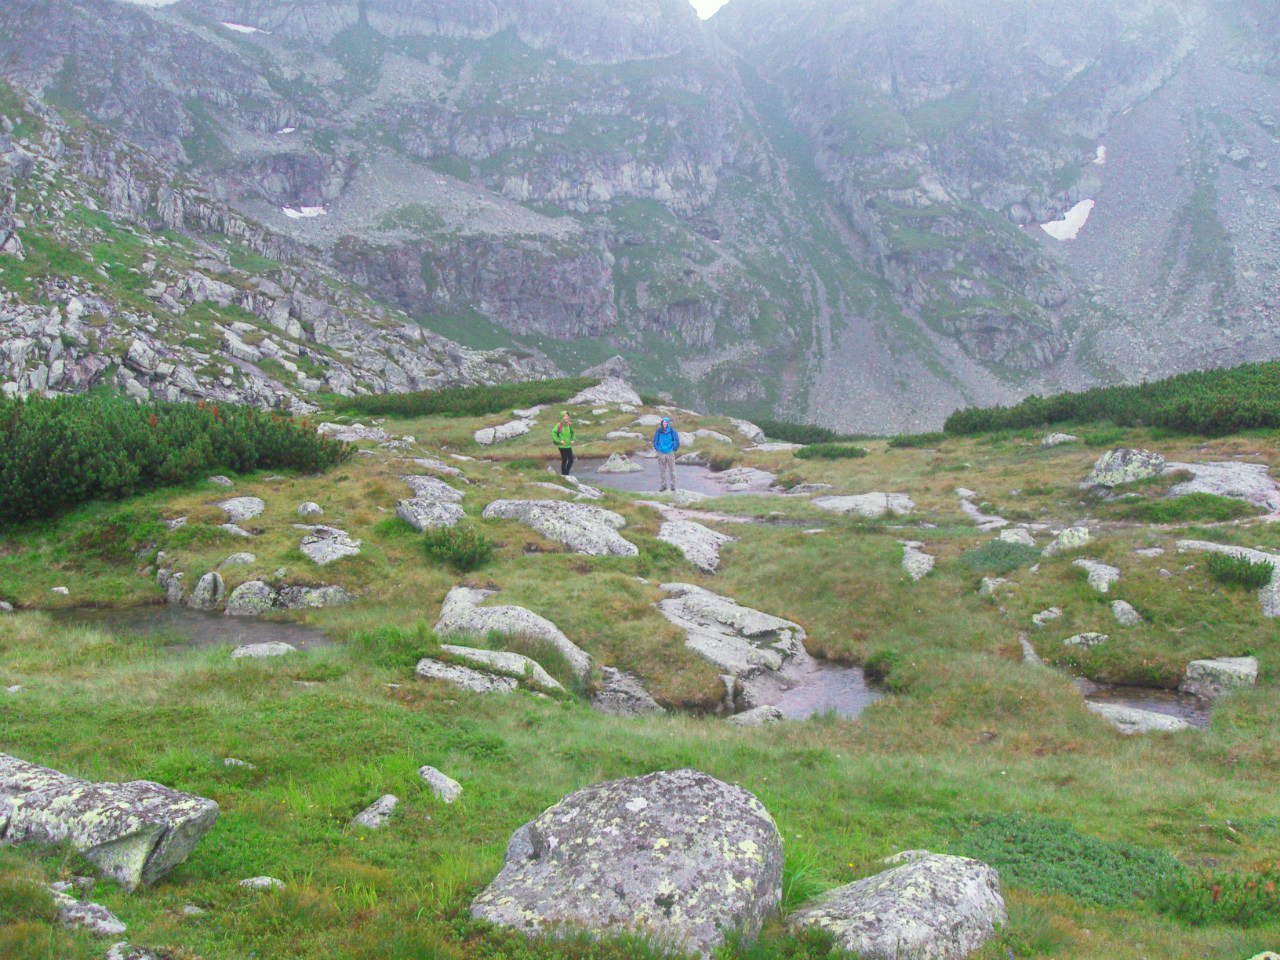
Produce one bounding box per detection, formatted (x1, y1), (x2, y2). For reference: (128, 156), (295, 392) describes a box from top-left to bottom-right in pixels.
(661, 417), (671, 431)
(560, 411), (570, 423)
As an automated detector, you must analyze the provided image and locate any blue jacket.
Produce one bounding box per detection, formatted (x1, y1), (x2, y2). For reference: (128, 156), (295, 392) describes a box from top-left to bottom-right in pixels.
(653, 424), (680, 454)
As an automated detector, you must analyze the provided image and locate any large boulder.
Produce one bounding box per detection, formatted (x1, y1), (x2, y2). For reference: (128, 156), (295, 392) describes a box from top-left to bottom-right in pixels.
(0, 754), (218, 890)
(225, 580), (277, 616)
(658, 584), (804, 679)
(787, 853), (1006, 960)
(1179, 656), (1258, 700)
(435, 586), (590, 678)
(397, 498), (464, 531)
(812, 493), (914, 519)
(1087, 702), (1192, 734)
(567, 377), (643, 406)
(185, 572), (225, 611)
(1086, 448), (1166, 487)
(482, 500), (638, 556)
(471, 769), (783, 956)
(658, 518), (737, 574)
(218, 497), (266, 524)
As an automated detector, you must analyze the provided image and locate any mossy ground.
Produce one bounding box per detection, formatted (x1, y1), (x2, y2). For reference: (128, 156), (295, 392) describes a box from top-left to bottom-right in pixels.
(2, 403), (1279, 959)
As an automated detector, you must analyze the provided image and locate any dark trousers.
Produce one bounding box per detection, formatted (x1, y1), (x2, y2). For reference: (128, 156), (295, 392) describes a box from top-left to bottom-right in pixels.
(558, 447), (575, 475)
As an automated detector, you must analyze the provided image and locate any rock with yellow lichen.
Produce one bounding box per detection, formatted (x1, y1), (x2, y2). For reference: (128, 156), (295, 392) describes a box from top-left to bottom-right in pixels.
(470, 769), (782, 956)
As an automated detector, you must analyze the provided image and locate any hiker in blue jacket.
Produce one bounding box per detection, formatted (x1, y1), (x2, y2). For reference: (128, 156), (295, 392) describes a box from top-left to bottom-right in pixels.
(653, 417), (680, 492)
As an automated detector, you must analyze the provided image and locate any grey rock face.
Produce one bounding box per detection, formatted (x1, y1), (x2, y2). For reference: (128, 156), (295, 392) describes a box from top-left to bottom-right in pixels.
(787, 853), (1007, 960)
(397, 498), (465, 531)
(157, 569), (185, 606)
(482, 499), (638, 556)
(415, 658), (520, 694)
(297, 525), (362, 565)
(812, 493), (914, 518)
(658, 518), (737, 574)
(658, 583), (804, 679)
(590, 667), (664, 717)
(1087, 702), (1192, 734)
(225, 580), (277, 617)
(1073, 558), (1120, 593)
(475, 419), (533, 445)
(728, 705), (785, 726)
(51, 889), (127, 937)
(1111, 600), (1144, 626)
(0, 753), (218, 890)
(471, 769), (783, 956)
(435, 586), (590, 679)
(351, 794), (398, 831)
(567, 378), (643, 406)
(231, 642), (298, 659)
(440, 644), (564, 693)
(898, 540), (935, 581)
(218, 497), (265, 524)
(1042, 526), (1091, 557)
(1087, 448), (1166, 487)
(597, 453), (643, 474)
(185, 572), (225, 611)
(1179, 656), (1258, 700)
(1164, 461), (1280, 512)
(419, 766), (462, 804)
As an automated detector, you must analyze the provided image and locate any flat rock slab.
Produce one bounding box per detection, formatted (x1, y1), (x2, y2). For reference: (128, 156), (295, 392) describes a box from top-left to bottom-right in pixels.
(471, 769), (782, 957)
(52, 889), (127, 936)
(1041, 433), (1080, 447)
(899, 541), (935, 581)
(440, 643), (564, 693)
(0, 753), (218, 889)
(590, 667), (664, 717)
(415, 658), (518, 694)
(1165, 461), (1280, 512)
(397, 498), (464, 530)
(1087, 448), (1166, 487)
(812, 493), (914, 519)
(787, 853), (1007, 960)
(475, 419), (532, 445)
(482, 500), (638, 556)
(297, 525), (362, 565)
(1087, 701), (1192, 734)
(1073, 558), (1120, 593)
(658, 518), (737, 573)
(658, 583), (804, 679)
(435, 586), (590, 678)
(1176, 540), (1280, 616)
(317, 423), (388, 442)
(728, 705), (785, 727)
(1063, 632), (1108, 648)
(959, 496), (1008, 531)
(400, 475), (463, 502)
(1179, 656), (1257, 699)
(400, 456), (465, 479)
(218, 497), (265, 524)
(232, 642), (298, 659)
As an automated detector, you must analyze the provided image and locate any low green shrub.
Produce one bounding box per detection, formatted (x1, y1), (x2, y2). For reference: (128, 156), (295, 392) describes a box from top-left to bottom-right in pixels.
(755, 419), (857, 445)
(707, 452), (737, 472)
(863, 648), (901, 685)
(1154, 864), (1280, 927)
(335, 377), (594, 419)
(1111, 493), (1261, 524)
(957, 540), (1040, 575)
(0, 394), (352, 526)
(951, 814), (1183, 908)
(795, 444), (869, 461)
(423, 524), (494, 572)
(1207, 552), (1275, 589)
(887, 431), (945, 449)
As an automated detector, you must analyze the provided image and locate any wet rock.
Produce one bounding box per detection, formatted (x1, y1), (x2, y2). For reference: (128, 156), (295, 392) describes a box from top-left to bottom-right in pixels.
(185, 572), (224, 611)
(475, 419), (533, 445)
(1176, 540), (1280, 616)
(397, 498), (464, 530)
(219, 553), (256, 568)
(414, 658), (519, 694)
(51, 889), (127, 936)
(297, 525), (362, 565)
(225, 580), (276, 616)
(440, 644), (564, 693)
(239, 876), (285, 890)
(1087, 702), (1192, 734)
(1087, 448), (1166, 487)
(1063, 632), (1108, 648)
(435, 586), (590, 678)
(899, 541), (935, 581)
(658, 518), (737, 574)
(296, 502), (323, 517)
(597, 453), (643, 474)
(812, 493), (914, 518)
(482, 500), (637, 556)
(471, 769), (782, 957)
(658, 583), (804, 679)
(218, 497), (265, 524)
(787, 853), (1007, 960)
(1073, 558), (1120, 593)
(351, 795), (398, 831)
(0, 753), (218, 889)
(231, 642), (298, 659)
(1042, 526), (1090, 557)
(1111, 600), (1143, 626)
(419, 766), (462, 804)
(998, 527), (1036, 547)
(1179, 656), (1258, 700)
(728, 705), (784, 727)
(730, 418), (767, 444)
(590, 667), (664, 717)
(1040, 433), (1080, 447)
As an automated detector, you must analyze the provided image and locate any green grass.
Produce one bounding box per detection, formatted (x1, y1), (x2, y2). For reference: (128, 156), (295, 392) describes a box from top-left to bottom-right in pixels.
(1108, 493), (1262, 524)
(1207, 552), (1275, 589)
(958, 541), (1041, 575)
(887, 432), (946, 449)
(795, 444), (869, 461)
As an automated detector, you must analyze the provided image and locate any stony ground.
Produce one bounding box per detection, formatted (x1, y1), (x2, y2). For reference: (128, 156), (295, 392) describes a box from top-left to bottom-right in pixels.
(2, 389), (1279, 959)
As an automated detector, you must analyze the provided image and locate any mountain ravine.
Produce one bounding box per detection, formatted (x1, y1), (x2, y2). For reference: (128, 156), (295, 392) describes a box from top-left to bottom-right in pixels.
(0, 0), (1277, 430)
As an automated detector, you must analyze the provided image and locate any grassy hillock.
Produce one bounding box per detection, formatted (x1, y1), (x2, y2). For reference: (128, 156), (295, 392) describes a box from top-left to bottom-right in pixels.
(945, 360), (1280, 437)
(1, 382), (1279, 959)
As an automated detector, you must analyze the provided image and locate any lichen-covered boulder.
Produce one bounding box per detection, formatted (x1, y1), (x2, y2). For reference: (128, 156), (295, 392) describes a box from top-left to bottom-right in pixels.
(51, 889), (127, 936)
(471, 769), (783, 956)
(1179, 656), (1258, 700)
(482, 500), (638, 556)
(787, 853), (1006, 960)
(218, 497), (265, 524)
(297, 525), (362, 565)
(435, 587), (590, 678)
(225, 580), (276, 616)
(1042, 526), (1090, 557)
(812, 493), (914, 518)
(397, 498), (464, 531)
(185, 572), (225, 611)
(658, 519), (737, 574)
(275, 585), (354, 610)
(415, 658), (519, 694)
(1086, 448), (1166, 487)
(0, 754), (218, 890)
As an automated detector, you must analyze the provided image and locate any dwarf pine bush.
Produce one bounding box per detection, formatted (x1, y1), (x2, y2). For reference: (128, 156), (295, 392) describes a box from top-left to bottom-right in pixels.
(422, 524), (494, 572)
(1207, 552), (1275, 589)
(335, 378), (594, 419)
(0, 394), (352, 525)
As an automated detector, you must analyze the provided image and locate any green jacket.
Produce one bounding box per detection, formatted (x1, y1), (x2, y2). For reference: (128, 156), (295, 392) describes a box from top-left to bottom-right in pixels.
(552, 421), (575, 447)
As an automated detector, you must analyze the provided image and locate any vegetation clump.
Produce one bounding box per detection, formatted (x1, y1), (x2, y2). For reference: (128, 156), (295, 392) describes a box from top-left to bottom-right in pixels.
(0, 394), (351, 525)
(795, 443), (869, 461)
(1155, 864), (1280, 927)
(335, 377), (594, 419)
(422, 524), (494, 572)
(755, 419), (859, 445)
(887, 431), (946, 449)
(1109, 493), (1261, 524)
(1207, 552), (1275, 589)
(958, 540), (1040, 575)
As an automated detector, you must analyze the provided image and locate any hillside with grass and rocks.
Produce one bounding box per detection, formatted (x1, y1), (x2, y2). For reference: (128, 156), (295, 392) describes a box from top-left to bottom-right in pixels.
(2, 370), (1280, 960)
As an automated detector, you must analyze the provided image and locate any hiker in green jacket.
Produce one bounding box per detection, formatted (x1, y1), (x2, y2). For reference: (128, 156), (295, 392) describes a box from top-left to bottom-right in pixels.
(552, 411), (576, 475)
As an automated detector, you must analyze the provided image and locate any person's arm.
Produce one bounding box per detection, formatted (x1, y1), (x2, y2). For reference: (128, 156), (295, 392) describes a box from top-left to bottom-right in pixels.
(653, 430), (660, 452)
(672, 430), (680, 452)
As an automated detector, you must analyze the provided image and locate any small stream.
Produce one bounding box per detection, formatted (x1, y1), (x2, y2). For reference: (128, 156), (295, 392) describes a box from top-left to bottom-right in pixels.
(1080, 680), (1212, 729)
(571, 457), (775, 497)
(747, 651), (884, 721)
(52, 606), (333, 653)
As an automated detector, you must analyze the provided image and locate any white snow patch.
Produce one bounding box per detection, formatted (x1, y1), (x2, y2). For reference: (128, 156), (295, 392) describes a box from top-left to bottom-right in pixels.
(1040, 199), (1095, 241)
(1093, 145), (1107, 165)
(220, 21), (265, 34)
(283, 206), (327, 220)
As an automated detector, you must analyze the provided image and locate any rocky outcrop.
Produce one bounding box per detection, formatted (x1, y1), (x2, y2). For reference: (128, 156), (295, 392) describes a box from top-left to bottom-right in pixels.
(812, 493), (914, 519)
(415, 658), (519, 694)
(225, 580), (354, 615)
(787, 853), (1007, 960)
(1087, 449), (1166, 487)
(470, 769), (783, 956)
(186, 572), (226, 611)
(1165, 461), (1280, 513)
(397, 498), (464, 531)
(297, 525), (362, 565)
(0, 753), (218, 890)
(435, 586), (590, 679)
(1179, 656), (1258, 700)
(657, 518), (736, 574)
(482, 500), (638, 556)
(1073, 558), (1120, 593)
(590, 667), (664, 717)
(658, 584), (804, 680)
(1087, 702), (1192, 734)
(440, 644), (564, 693)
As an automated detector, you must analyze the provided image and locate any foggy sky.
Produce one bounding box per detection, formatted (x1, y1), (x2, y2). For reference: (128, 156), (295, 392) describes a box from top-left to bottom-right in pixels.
(689, 0), (730, 17)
